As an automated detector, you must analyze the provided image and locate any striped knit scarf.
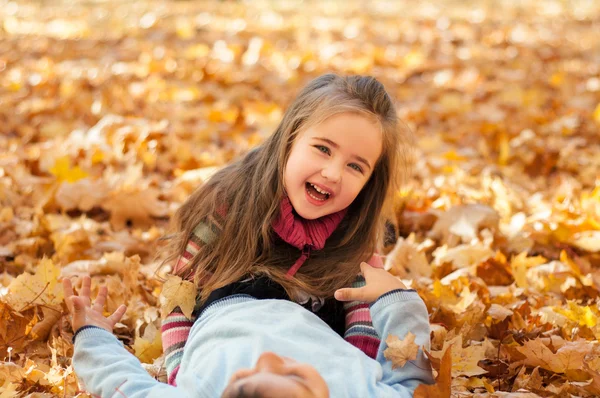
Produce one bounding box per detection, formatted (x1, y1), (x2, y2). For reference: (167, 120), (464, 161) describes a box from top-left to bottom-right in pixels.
(273, 196), (347, 277)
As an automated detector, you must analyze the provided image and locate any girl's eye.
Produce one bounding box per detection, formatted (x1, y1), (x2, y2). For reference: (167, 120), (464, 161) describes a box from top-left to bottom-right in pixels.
(315, 145), (330, 155)
(349, 163), (363, 173)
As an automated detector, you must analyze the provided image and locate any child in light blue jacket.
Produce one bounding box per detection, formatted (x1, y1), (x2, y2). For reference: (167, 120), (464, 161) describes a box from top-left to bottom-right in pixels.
(64, 262), (433, 398)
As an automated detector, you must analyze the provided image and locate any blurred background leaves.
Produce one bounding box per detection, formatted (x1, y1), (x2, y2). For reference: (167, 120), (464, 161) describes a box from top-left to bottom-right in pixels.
(1, 0), (600, 396)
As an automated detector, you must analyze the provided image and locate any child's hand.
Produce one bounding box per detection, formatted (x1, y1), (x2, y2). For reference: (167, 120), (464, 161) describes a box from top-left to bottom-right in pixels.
(63, 275), (127, 333)
(334, 262), (407, 304)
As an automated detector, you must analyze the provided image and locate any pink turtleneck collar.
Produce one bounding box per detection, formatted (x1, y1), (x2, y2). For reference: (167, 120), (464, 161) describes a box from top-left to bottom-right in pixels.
(272, 196), (347, 278)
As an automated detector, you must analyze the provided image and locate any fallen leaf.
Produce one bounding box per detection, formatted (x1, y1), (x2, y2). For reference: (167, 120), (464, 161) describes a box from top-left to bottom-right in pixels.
(431, 335), (487, 377)
(102, 188), (169, 230)
(54, 178), (110, 212)
(510, 252), (547, 289)
(384, 332), (419, 369)
(133, 322), (163, 364)
(429, 205), (500, 244)
(517, 338), (593, 374)
(433, 243), (495, 270)
(570, 231), (600, 252)
(48, 157), (88, 183)
(414, 346), (451, 398)
(0, 303), (35, 357)
(385, 234), (431, 278)
(159, 275), (197, 319)
(5, 257), (63, 311)
(30, 306), (62, 341)
(488, 304), (514, 322)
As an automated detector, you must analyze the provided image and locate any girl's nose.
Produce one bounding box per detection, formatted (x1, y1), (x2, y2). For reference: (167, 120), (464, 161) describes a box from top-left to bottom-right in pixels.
(255, 352), (286, 373)
(321, 163), (342, 183)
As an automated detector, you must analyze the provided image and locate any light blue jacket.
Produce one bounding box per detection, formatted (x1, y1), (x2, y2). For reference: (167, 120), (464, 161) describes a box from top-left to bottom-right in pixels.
(73, 289), (434, 397)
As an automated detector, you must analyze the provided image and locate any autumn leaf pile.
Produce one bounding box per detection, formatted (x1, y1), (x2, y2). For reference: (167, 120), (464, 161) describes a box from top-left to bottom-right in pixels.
(1, 0), (600, 396)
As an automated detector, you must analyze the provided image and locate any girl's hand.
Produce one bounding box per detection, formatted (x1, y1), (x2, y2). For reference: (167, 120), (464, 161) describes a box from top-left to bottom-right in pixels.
(334, 262), (407, 304)
(63, 275), (127, 333)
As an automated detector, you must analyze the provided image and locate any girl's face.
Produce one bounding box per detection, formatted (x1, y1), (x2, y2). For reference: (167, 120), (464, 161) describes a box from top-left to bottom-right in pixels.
(283, 112), (382, 220)
(221, 352), (329, 398)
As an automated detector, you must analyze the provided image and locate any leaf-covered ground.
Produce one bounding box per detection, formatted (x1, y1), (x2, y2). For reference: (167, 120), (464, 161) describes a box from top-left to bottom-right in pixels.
(1, 0), (600, 396)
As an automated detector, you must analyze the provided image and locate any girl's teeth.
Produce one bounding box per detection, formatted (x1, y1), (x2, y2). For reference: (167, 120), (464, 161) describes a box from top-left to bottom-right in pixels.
(307, 183), (329, 201)
(308, 191), (326, 201)
(311, 183), (329, 195)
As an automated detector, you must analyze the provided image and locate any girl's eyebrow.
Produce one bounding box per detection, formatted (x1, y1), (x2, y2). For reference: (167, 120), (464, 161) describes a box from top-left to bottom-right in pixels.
(313, 137), (372, 170)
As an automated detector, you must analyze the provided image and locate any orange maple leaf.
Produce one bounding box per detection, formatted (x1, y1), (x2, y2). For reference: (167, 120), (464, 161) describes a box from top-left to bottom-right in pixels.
(414, 346), (452, 398)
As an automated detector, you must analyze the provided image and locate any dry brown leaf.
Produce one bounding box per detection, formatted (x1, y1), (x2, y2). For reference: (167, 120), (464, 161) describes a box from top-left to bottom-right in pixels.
(102, 188), (168, 230)
(510, 252), (547, 290)
(159, 275), (197, 319)
(3, 1), (600, 396)
(383, 332), (419, 369)
(30, 306), (62, 341)
(54, 178), (110, 212)
(414, 346), (451, 398)
(488, 304), (514, 322)
(0, 303), (35, 357)
(385, 235), (431, 278)
(5, 257), (63, 311)
(517, 338), (593, 374)
(0, 362), (26, 385)
(431, 335), (487, 377)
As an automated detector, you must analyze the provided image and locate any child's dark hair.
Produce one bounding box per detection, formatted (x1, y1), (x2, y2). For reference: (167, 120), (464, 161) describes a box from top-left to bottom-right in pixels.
(162, 73), (413, 303)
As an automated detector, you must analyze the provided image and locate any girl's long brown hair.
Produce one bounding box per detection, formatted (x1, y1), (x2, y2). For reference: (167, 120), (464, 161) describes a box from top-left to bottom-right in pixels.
(161, 74), (413, 303)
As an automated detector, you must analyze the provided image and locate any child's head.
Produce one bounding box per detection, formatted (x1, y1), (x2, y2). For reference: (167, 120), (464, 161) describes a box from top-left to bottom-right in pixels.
(220, 352), (329, 398)
(281, 75), (399, 220)
(167, 74), (411, 302)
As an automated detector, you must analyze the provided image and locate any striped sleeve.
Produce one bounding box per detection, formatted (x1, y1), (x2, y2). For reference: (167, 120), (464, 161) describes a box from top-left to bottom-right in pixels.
(161, 214), (224, 386)
(343, 255), (383, 359)
(161, 307), (194, 386)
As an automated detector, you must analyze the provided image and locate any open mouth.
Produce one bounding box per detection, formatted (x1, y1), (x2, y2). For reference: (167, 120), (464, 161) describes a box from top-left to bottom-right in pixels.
(305, 182), (331, 201)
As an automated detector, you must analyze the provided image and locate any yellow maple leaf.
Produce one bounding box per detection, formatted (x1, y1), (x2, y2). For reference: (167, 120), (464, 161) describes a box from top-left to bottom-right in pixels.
(5, 257), (63, 311)
(384, 332), (419, 369)
(510, 251), (547, 289)
(159, 275), (197, 319)
(49, 156), (88, 183)
(553, 301), (598, 328)
(133, 323), (163, 364)
(431, 335), (487, 377)
(447, 286), (478, 314)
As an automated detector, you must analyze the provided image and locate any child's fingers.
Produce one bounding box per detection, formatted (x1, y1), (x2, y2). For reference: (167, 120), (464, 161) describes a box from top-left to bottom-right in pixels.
(80, 275), (91, 300)
(334, 287), (365, 302)
(62, 279), (74, 310)
(359, 261), (374, 274)
(107, 304), (127, 325)
(93, 286), (108, 312)
(70, 296), (87, 328)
